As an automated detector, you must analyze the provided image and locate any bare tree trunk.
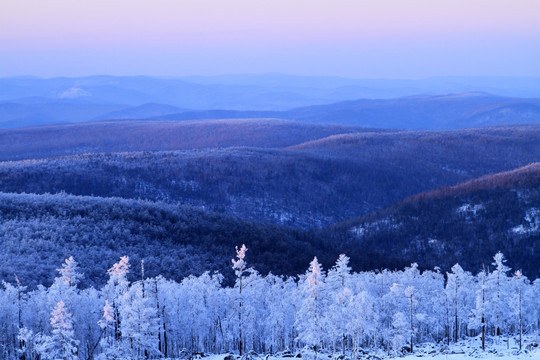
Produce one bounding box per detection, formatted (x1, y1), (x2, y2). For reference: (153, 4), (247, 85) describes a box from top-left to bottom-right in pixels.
(163, 306), (168, 358)
(519, 283), (522, 351)
(409, 293), (414, 353)
(154, 280), (163, 355)
(239, 275), (243, 356)
(481, 266), (486, 351)
(454, 282), (459, 342)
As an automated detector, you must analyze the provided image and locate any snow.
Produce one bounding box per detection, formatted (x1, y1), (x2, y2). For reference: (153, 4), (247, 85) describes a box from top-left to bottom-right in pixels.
(457, 204), (484, 216)
(58, 87), (91, 98)
(167, 338), (540, 360)
(351, 217), (401, 237)
(389, 337), (540, 360)
(512, 207), (539, 234)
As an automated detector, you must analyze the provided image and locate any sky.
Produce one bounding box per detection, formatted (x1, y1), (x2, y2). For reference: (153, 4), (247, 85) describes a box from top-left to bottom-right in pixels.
(1, 0), (539, 78)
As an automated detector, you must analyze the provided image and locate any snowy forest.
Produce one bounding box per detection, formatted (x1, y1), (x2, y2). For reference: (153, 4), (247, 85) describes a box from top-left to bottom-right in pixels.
(1, 246), (538, 360)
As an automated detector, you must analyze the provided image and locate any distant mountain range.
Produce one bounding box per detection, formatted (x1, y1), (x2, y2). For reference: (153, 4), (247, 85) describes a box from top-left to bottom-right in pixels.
(153, 93), (540, 129)
(2, 75), (540, 129)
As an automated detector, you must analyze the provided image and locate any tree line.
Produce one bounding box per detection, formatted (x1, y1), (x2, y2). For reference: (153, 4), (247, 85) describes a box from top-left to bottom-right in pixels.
(1, 247), (538, 360)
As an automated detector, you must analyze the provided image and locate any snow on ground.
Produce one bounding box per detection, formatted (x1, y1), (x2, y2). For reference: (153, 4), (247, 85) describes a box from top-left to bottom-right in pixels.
(170, 336), (540, 360)
(384, 337), (539, 359)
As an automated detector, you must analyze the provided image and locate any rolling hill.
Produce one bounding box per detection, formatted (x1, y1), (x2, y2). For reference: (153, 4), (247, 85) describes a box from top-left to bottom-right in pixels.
(1, 163), (539, 288)
(0, 191), (334, 288)
(327, 162), (540, 278)
(0, 119), (367, 161)
(1, 124), (538, 229)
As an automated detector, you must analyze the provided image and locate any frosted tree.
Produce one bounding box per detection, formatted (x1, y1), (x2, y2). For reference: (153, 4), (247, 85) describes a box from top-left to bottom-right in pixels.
(512, 270), (527, 351)
(263, 275), (297, 353)
(347, 290), (377, 355)
(486, 252), (511, 339)
(386, 280), (415, 353)
(231, 244), (251, 355)
(119, 284), (160, 359)
(296, 257), (328, 358)
(102, 256), (131, 343)
(36, 300), (79, 360)
(445, 264), (473, 342)
(469, 266), (487, 350)
(404, 286), (415, 353)
(48, 256), (83, 319)
(17, 327), (35, 360)
(0, 277), (30, 359)
(327, 254), (352, 290)
(391, 311), (408, 354)
(0, 245), (538, 358)
(96, 299), (116, 359)
(415, 269), (446, 344)
(57, 256), (83, 288)
(326, 254), (353, 353)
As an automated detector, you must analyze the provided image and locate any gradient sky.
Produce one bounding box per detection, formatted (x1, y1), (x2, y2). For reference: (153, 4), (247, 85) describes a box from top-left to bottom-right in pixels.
(1, 0), (539, 78)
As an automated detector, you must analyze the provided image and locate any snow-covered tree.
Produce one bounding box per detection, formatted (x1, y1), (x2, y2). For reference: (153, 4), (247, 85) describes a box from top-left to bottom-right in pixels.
(486, 252), (512, 339)
(96, 299), (116, 359)
(119, 283), (160, 359)
(512, 270), (527, 351)
(57, 256), (84, 288)
(347, 290), (377, 354)
(326, 255), (353, 352)
(391, 311), (409, 354)
(296, 257), (328, 357)
(36, 300), (79, 360)
(0, 247), (538, 357)
(102, 256), (131, 344)
(445, 263), (474, 342)
(469, 266), (487, 350)
(232, 244), (249, 355)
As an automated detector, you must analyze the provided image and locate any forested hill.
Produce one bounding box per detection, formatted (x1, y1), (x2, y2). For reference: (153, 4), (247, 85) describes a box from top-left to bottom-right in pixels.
(0, 125), (539, 229)
(327, 162), (540, 278)
(3, 163), (539, 288)
(0, 119), (367, 161)
(0, 192), (336, 288)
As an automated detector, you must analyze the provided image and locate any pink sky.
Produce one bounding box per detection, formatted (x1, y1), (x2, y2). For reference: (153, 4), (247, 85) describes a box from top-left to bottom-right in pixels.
(1, 0), (539, 77)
